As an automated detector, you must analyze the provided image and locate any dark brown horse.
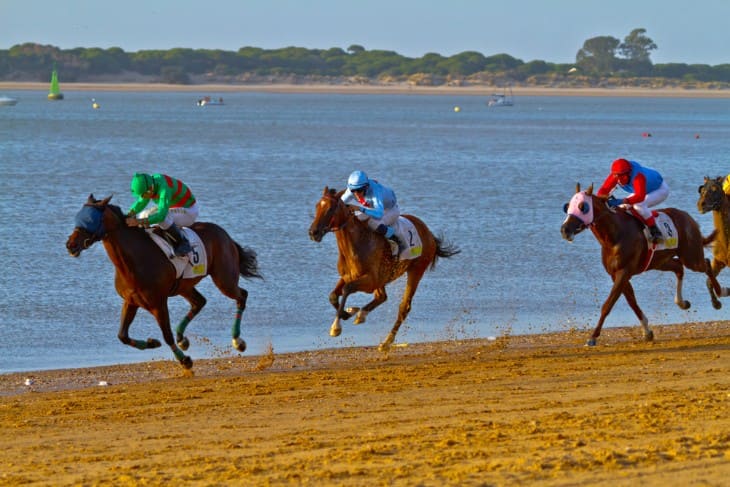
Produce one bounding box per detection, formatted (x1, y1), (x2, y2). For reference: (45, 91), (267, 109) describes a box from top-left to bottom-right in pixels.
(561, 183), (721, 346)
(697, 176), (730, 304)
(66, 194), (262, 369)
(308, 187), (460, 351)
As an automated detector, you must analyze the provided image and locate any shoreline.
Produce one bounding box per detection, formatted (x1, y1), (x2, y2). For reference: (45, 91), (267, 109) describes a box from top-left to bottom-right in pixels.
(2, 81), (730, 98)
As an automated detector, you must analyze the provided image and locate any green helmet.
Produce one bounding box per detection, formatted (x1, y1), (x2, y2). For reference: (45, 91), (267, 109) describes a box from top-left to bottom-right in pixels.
(130, 173), (153, 196)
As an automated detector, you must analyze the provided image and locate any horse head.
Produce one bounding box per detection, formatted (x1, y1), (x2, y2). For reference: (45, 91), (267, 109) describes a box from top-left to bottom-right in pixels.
(697, 176), (726, 214)
(309, 186), (350, 242)
(561, 182), (609, 241)
(66, 194), (115, 256)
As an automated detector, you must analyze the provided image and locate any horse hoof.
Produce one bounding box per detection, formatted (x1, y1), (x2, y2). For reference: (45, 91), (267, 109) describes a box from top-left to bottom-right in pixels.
(177, 336), (190, 351)
(645, 330), (654, 342)
(378, 342), (391, 352)
(232, 337), (246, 352)
(585, 338), (597, 347)
(180, 356), (193, 369)
(147, 338), (162, 349)
(678, 300), (691, 310)
(712, 300), (722, 310)
(329, 326), (342, 337)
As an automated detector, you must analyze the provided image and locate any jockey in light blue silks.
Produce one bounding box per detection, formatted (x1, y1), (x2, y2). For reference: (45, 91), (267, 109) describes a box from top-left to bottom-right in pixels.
(341, 170), (405, 252)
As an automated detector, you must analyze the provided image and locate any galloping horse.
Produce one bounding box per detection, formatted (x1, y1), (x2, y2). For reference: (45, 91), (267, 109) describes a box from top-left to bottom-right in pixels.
(697, 176), (730, 304)
(308, 187), (460, 351)
(561, 183), (721, 346)
(66, 194), (262, 369)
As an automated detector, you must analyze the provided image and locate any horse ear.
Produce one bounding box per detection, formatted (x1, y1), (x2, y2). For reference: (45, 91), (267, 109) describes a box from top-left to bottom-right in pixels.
(586, 184), (594, 196)
(322, 186), (330, 196)
(87, 193), (95, 203)
(100, 195), (113, 206)
(575, 182), (580, 193)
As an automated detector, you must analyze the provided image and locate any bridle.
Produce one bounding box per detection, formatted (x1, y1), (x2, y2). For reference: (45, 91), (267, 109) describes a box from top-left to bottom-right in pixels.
(319, 192), (351, 233)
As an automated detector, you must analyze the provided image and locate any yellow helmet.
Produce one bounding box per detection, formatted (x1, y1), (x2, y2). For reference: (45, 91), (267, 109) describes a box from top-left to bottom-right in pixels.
(723, 174), (730, 195)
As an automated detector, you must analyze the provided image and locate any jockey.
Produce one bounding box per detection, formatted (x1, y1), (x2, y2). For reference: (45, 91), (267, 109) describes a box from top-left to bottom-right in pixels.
(341, 170), (405, 253)
(597, 158), (669, 244)
(125, 172), (199, 256)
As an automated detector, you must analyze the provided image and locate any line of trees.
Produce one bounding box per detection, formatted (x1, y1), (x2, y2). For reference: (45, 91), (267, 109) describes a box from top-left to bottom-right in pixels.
(1, 28), (728, 86)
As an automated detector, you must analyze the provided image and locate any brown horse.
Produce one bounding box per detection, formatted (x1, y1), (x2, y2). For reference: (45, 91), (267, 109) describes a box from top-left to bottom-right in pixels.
(561, 183), (721, 346)
(308, 187), (460, 351)
(66, 194), (262, 368)
(697, 176), (730, 304)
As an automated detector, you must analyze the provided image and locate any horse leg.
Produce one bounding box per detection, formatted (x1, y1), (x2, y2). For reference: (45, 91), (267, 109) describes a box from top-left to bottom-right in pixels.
(379, 265), (426, 352)
(231, 287), (248, 352)
(353, 288), (387, 325)
(587, 271), (631, 347)
(149, 305), (192, 369)
(175, 288), (207, 351)
(706, 258), (727, 308)
(329, 278), (356, 320)
(117, 301), (161, 350)
(330, 288), (353, 337)
(621, 281), (653, 342)
(660, 258), (692, 310)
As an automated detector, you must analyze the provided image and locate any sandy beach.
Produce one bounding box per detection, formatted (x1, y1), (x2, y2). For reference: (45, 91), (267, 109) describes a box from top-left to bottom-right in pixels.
(1, 321), (729, 486)
(2, 81), (730, 98)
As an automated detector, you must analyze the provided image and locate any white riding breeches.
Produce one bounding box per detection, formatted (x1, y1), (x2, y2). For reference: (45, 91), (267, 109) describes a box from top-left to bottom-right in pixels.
(629, 181), (669, 220)
(359, 204), (400, 231)
(138, 203), (199, 229)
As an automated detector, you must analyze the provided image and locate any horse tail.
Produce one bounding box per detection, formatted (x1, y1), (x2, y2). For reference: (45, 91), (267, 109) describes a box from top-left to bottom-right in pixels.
(431, 234), (461, 270)
(235, 242), (263, 280)
(703, 230), (718, 247)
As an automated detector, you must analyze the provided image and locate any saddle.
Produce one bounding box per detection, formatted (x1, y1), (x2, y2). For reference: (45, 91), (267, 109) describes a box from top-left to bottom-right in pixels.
(147, 227), (208, 278)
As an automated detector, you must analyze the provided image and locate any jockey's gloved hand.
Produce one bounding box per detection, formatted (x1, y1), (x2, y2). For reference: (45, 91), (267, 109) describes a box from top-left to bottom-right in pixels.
(607, 196), (622, 208)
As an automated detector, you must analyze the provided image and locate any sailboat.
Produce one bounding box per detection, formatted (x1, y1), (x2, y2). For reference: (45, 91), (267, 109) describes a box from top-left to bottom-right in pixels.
(47, 66), (64, 100)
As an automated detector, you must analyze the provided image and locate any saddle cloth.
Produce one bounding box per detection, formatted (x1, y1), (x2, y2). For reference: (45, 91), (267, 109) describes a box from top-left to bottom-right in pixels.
(393, 217), (423, 260)
(644, 211), (679, 250)
(146, 227), (208, 278)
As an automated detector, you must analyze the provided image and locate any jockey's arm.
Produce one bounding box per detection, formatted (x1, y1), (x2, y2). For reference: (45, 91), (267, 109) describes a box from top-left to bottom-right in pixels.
(596, 173), (618, 197)
(147, 188), (172, 225)
(128, 196), (150, 216)
(624, 173), (647, 205)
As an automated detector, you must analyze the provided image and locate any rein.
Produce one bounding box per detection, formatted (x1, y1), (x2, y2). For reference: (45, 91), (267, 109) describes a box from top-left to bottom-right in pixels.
(322, 193), (351, 233)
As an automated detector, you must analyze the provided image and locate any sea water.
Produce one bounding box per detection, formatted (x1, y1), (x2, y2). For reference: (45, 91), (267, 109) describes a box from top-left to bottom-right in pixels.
(1, 90), (728, 373)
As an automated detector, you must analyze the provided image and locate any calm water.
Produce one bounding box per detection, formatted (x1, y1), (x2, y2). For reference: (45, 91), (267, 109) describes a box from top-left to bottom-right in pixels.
(1, 90), (728, 373)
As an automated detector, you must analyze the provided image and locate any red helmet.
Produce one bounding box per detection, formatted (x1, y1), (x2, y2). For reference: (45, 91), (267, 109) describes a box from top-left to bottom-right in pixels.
(611, 158), (631, 175)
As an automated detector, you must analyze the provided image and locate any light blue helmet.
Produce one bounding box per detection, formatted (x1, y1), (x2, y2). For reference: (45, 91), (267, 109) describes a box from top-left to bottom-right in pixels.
(347, 170), (370, 191)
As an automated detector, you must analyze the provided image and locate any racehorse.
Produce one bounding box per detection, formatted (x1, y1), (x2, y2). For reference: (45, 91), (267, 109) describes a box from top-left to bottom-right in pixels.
(308, 187), (460, 351)
(66, 194), (262, 369)
(697, 176), (730, 304)
(561, 183), (721, 346)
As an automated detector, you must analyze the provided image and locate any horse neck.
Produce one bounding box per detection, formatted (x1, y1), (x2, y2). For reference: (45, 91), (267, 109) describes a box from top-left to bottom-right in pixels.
(101, 213), (166, 278)
(334, 212), (375, 260)
(714, 199), (730, 244)
(589, 207), (626, 246)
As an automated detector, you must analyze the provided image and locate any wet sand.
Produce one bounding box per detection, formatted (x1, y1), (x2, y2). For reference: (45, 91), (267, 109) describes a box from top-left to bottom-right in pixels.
(2, 81), (730, 98)
(1, 321), (729, 485)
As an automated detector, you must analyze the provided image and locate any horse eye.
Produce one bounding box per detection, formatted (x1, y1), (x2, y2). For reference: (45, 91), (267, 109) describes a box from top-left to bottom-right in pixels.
(563, 203), (569, 213)
(579, 202), (590, 214)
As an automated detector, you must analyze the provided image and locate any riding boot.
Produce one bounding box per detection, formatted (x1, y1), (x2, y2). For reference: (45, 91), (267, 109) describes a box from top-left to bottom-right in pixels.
(648, 224), (663, 244)
(376, 223), (405, 255)
(165, 223), (192, 256)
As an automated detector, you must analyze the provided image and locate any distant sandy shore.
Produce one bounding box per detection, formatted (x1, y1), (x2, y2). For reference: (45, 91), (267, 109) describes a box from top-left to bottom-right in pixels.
(2, 81), (730, 98)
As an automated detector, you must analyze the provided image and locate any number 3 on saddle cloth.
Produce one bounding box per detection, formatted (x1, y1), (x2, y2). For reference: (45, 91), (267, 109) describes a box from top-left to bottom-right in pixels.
(392, 217), (424, 260)
(146, 227), (208, 278)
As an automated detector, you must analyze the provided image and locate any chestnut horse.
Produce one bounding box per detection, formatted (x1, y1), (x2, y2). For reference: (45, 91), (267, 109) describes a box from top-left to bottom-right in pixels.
(697, 176), (730, 304)
(308, 187), (460, 351)
(561, 183), (721, 346)
(66, 194), (262, 369)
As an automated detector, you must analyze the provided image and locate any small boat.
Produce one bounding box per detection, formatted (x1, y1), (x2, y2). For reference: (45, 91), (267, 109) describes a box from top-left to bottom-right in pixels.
(487, 86), (514, 107)
(197, 96), (224, 106)
(0, 95), (18, 106)
(48, 66), (64, 100)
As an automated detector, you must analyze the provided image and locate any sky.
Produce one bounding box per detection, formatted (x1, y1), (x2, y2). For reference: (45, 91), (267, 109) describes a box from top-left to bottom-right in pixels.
(1, 0), (728, 66)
